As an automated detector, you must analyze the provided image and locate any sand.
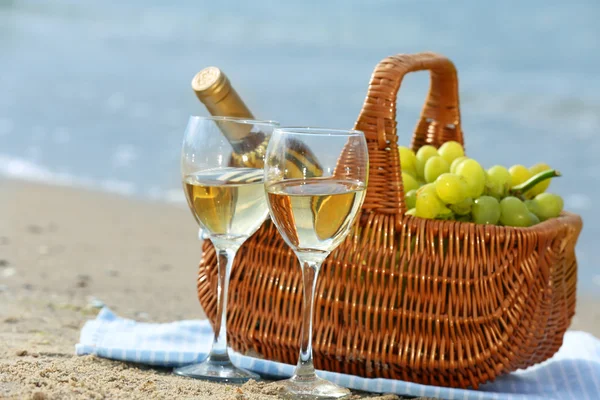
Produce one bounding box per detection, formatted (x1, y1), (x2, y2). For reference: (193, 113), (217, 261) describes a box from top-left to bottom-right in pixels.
(0, 178), (597, 399)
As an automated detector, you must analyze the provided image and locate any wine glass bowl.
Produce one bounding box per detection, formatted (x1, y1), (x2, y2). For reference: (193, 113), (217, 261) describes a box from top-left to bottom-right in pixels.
(176, 116), (278, 382)
(264, 128), (368, 399)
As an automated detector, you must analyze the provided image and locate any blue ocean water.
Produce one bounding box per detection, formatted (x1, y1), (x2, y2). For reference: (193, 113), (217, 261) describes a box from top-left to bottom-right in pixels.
(0, 1), (598, 290)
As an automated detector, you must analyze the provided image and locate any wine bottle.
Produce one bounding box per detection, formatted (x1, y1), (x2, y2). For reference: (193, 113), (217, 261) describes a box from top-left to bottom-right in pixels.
(191, 67), (323, 176)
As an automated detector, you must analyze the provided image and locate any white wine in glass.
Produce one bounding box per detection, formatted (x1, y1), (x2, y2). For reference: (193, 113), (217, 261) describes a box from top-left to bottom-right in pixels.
(266, 179), (365, 253)
(175, 116), (278, 383)
(265, 128), (368, 399)
(184, 167), (267, 247)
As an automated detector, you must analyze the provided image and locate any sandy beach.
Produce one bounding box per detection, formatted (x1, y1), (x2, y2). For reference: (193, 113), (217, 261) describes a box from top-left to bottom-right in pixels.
(0, 178), (597, 399)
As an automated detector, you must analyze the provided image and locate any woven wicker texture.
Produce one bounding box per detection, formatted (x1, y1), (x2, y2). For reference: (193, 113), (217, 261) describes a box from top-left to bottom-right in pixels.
(196, 52), (582, 388)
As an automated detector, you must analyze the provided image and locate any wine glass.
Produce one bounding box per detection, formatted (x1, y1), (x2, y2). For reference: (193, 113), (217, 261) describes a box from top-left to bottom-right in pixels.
(264, 128), (368, 399)
(175, 116), (279, 382)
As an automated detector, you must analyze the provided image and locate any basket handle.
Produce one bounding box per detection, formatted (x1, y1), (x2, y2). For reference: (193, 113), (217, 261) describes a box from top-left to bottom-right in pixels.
(354, 52), (463, 216)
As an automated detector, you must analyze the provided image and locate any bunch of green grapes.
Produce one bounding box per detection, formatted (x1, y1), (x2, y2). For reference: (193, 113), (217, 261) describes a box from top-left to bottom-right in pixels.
(398, 142), (564, 227)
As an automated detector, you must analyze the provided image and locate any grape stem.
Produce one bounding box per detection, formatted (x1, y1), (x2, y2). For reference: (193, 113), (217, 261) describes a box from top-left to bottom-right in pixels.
(510, 169), (561, 198)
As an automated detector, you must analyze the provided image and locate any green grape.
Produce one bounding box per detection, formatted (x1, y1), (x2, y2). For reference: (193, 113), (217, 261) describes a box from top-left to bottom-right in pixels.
(529, 193), (564, 221)
(455, 159), (486, 198)
(437, 206), (454, 220)
(472, 196), (501, 225)
(398, 146), (418, 176)
(405, 208), (417, 216)
(415, 145), (439, 179)
(415, 191), (444, 219)
(509, 165), (533, 188)
(417, 183), (437, 196)
(424, 156), (450, 183)
(435, 173), (468, 204)
(438, 141), (465, 165)
(405, 189), (417, 210)
(499, 196), (532, 227)
(528, 163), (552, 197)
(402, 172), (419, 192)
(525, 199), (541, 219)
(450, 156), (468, 174)
(486, 165), (511, 198)
(450, 197), (473, 216)
(528, 211), (540, 225)
(525, 199), (537, 211)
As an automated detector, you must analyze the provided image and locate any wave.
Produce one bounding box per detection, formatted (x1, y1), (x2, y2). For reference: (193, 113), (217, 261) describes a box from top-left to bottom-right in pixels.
(0, 154), (77, 185)
(0, 154), (186, 204)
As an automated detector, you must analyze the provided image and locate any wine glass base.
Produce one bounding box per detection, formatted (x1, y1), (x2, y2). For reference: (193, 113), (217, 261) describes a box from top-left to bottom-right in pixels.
(278, 375), (351, 399)
(173, 358), (260, 383)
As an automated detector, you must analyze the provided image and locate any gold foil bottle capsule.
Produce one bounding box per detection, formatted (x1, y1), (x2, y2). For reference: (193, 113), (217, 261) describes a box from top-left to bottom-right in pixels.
(192, 67), (255, 145)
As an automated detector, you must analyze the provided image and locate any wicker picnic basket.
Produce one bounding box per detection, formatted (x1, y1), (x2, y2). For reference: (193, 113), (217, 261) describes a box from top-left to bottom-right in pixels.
(196, 52), (582, 389)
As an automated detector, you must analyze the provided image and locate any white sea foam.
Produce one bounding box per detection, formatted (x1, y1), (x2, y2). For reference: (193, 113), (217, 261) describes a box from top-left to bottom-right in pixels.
(0, 154), (189, 204)
(0, 154), (64, 183)
(0, 154), (135, 196)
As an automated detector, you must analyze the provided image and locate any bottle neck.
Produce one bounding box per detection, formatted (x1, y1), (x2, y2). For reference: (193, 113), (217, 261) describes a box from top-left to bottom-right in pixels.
(193, 68), (256, 145)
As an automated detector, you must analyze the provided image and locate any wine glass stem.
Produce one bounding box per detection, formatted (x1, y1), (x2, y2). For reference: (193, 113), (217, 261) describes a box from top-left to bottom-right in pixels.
(295, 259), (321, 379)
(208, 247), (236, 362)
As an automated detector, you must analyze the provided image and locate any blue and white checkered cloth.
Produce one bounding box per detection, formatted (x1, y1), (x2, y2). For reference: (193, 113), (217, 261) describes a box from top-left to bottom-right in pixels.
(76, 308), (600, 400)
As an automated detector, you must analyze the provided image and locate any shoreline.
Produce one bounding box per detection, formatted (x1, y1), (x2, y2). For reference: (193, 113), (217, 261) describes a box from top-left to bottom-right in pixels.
(0, 178), (598, 399)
